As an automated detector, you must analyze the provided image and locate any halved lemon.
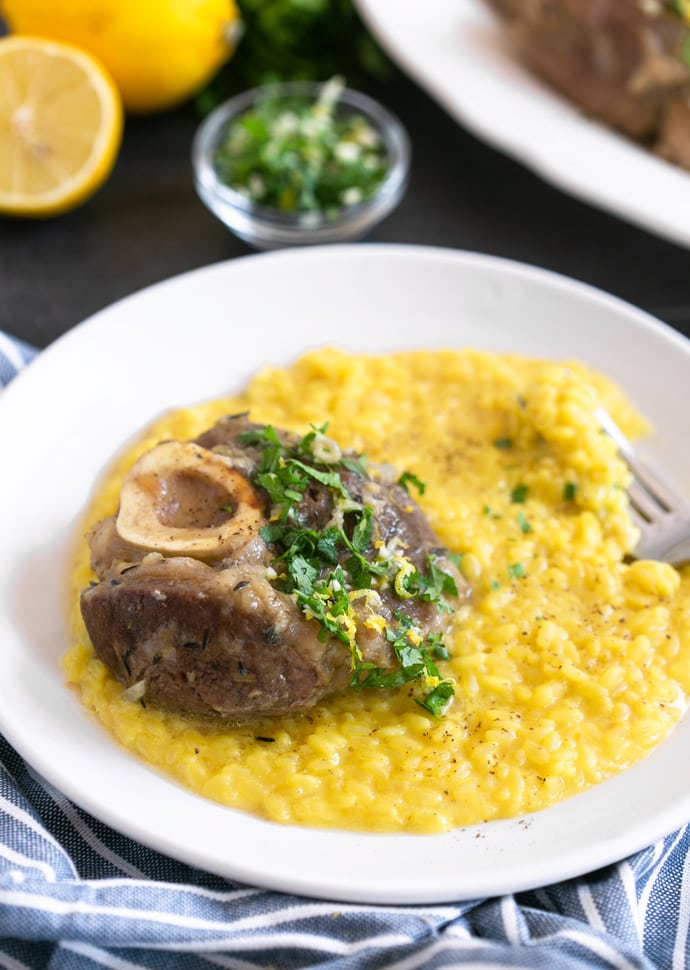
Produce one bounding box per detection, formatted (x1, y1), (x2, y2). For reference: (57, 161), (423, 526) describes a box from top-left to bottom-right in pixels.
(0, 35), (123, 217)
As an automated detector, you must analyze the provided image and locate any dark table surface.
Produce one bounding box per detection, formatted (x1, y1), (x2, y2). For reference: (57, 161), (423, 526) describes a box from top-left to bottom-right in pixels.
(3, 67), (690, 351)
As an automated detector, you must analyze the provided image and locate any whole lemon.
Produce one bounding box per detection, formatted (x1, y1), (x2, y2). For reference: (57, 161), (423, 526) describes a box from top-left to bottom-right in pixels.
(0, 0), (241, 114)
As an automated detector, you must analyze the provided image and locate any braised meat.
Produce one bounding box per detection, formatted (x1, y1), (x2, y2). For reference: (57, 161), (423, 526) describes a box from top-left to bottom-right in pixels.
(485, 0), (690, 169)
(80, 415), (463, 720)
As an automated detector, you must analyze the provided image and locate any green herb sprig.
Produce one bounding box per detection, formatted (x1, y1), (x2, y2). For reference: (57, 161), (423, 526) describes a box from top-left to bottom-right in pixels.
(239, 423), (458, 715)
(351, 612), (455, 717)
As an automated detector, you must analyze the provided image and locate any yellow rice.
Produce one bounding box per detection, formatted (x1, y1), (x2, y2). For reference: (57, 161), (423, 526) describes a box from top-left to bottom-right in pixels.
(64, 347), (690, 834)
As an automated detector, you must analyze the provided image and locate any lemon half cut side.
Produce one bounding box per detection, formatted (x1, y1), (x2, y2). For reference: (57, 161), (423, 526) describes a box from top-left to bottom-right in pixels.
(0, 36), (123, 217)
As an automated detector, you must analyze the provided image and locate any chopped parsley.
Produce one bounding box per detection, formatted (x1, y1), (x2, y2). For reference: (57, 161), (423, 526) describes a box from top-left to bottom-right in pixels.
(240, 423), (457, 715)
(562, 481), (578, 502)
(516, 511), (532, 534)
(213, 77), (390, 216)
(493, 437), (513, 450)
(351, 612), (454, 717)
(398, 470), (426, 495)
(508, 562), (526, 580)
(511, 483), (529, 504)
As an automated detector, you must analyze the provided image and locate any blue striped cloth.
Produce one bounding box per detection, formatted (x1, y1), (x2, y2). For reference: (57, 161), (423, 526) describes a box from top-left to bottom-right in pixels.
(1, 330), (688, 970)
(0, 330), (37, 389)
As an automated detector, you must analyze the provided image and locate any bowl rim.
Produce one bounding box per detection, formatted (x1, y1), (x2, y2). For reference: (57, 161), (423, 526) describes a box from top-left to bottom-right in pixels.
(191, 79), (411, 232)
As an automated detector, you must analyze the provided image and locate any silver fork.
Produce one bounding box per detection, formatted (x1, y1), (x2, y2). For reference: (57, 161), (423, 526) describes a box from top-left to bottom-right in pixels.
(595, 408), (690, 566)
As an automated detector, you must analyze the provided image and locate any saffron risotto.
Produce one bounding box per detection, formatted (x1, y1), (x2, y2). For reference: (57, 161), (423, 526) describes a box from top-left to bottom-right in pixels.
(64, 347), (690, 834)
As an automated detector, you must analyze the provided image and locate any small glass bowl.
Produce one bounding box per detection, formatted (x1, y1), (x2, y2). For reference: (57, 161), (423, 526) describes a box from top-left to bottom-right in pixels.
(191, 81), (411, 249)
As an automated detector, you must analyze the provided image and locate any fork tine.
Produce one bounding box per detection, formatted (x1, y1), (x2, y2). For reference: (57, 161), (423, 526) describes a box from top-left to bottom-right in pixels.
(628, 481), (666, 523)
(595, 409), (690, 564)
(619, 454), (677, 514)
(594, 407), (676, 514)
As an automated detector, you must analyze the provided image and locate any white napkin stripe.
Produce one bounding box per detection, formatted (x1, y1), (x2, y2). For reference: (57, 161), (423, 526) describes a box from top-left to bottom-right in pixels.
(0, 792), (74, 873)
(27, 766), (151, 881)
(62, 942), (149, 970)
(0, 331), (25, 371)
(499, 894), (522, 944)
(65, 875), (263, 904)
(0, 888), (292, 933)
(202, 950), (272, 970)
(576, 880), (606, 934)
(0, 887), (451, 950)
(616, 860), (644, 945)
(381, 928), (536, 970)
(0, 842), (57, 883)
(672, 843), (690, 970)
(0, 947), (35, 970)
(218, 900), (461, 935)
(538, 927), (641, 970)
(638, 824), (687, 926)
